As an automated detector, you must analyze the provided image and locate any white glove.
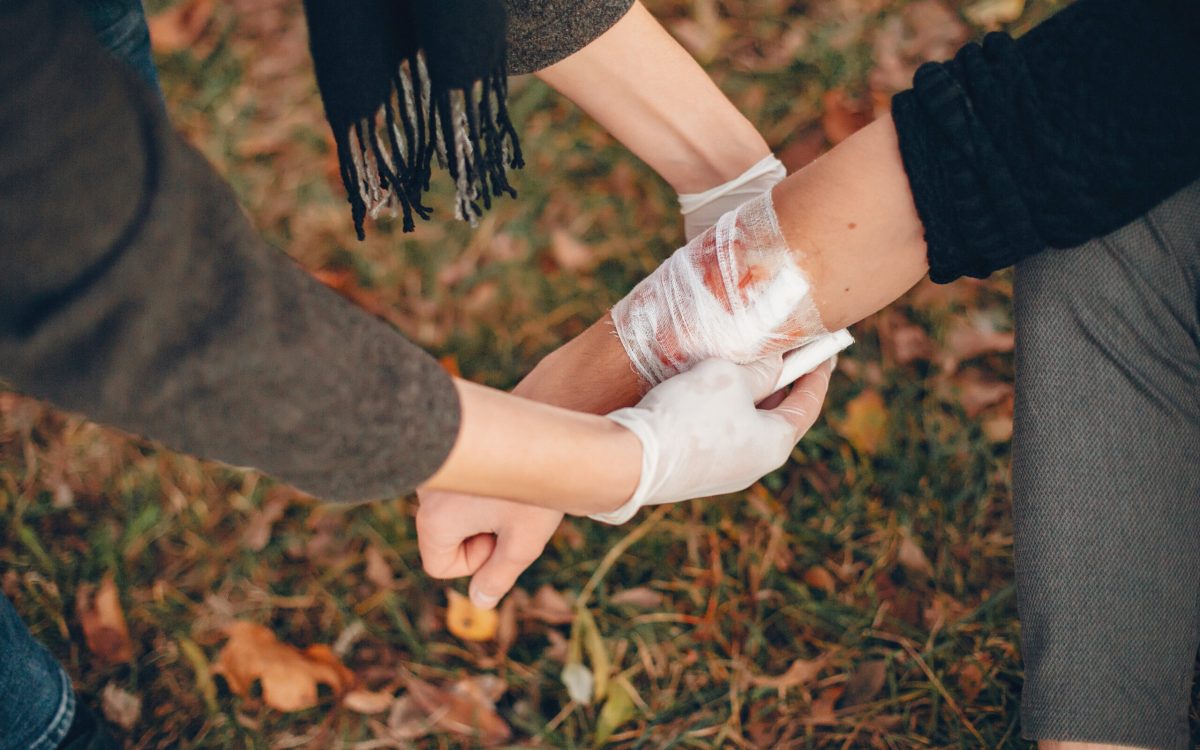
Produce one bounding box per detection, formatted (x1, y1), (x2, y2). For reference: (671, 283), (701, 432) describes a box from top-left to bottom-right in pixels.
(678, 154), (788, 242)
(590, 355), (833, 525)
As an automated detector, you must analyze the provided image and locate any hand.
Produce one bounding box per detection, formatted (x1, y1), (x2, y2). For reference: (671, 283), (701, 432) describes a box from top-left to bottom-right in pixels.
(591, 355), (834, 524)
(416, 490), (563, 609)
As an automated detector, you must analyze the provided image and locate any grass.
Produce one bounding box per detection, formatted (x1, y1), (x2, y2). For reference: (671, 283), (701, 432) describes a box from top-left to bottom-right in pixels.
(6, 0), (1181, 747)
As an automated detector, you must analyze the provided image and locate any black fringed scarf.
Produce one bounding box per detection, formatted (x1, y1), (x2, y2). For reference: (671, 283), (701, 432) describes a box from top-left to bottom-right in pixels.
(301, 0), (524, 239)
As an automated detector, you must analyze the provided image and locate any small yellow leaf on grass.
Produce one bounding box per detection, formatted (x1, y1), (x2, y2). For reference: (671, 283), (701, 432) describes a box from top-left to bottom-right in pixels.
(594, 678), (637, 745)
(837, 390), (889, 456)
(446, 589), (498, 642)
(212, 621), (354, 712)
(76, 573), (133, 666)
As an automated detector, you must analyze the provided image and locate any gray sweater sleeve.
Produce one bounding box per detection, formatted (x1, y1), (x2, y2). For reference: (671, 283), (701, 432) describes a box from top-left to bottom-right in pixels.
(0, 0), (460, 503)
(505, 0), (635, 74)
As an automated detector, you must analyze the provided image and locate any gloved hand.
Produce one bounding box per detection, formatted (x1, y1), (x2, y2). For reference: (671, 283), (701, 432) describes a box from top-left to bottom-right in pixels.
(678, 154), (788, 242)
(591, 354), (834, 525)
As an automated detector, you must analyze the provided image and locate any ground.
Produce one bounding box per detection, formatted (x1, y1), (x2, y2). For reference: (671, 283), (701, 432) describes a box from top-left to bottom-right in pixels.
(7, 0), (1188, 748)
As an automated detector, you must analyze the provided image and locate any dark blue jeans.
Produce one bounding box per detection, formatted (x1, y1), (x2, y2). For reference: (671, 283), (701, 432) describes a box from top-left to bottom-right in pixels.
(0, 3), (162, 748)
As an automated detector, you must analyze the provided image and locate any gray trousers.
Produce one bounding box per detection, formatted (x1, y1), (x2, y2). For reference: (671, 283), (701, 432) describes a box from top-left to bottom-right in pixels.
(1012, 180), (1200, 748)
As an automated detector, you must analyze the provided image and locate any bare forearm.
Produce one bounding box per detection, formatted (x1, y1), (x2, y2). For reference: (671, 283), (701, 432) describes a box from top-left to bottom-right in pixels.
(775, 115), (928, 331)
(536, 1), (768, 193)
(421, 379), (639, 514)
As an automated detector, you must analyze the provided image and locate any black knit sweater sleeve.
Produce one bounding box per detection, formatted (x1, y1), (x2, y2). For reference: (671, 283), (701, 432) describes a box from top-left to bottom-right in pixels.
(891, 0), (1200, 283)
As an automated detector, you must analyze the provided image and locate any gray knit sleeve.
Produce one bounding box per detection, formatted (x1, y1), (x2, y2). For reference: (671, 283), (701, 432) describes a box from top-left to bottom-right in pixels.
(0, 0), (461, 503)
(504, 0), (635, 75)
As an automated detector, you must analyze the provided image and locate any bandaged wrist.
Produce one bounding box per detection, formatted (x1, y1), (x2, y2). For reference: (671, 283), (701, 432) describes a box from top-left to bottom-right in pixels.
(678, 154), (788, 242)
(613, 191), (828, 387)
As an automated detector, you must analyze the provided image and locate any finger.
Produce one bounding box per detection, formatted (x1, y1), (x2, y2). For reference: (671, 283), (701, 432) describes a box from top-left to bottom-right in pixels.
(416, 500), (490, 579)
(462, 533), (498, 572)
(769, 358), (834, 437)
(468, 527), (550, 609)
(735, 354), (785, 402)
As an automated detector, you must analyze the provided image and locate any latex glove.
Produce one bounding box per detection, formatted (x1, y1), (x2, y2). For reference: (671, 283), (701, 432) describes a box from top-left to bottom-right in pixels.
(591, 354), (833, 525)
(678, 154), (787, 242)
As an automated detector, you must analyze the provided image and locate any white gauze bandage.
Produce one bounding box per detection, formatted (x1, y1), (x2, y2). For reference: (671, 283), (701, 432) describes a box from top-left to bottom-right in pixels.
(612, 191), (829, 386)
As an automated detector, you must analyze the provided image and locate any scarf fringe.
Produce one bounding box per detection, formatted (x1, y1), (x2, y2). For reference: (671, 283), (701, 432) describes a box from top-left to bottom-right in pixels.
(335, 51), (524, 239)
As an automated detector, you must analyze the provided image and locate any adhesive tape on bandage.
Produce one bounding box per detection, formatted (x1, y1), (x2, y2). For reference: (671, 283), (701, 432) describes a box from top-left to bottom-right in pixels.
(613, 191), (829, 386)
(772, 329), (853, 392)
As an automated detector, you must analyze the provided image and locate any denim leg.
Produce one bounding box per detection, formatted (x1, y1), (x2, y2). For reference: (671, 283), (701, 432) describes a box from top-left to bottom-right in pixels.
(75, 0), (163, 97)
(0, 592), (76, 750)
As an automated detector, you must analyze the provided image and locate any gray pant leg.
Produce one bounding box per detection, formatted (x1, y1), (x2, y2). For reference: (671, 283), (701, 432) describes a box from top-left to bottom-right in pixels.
(1012, 180), (1200, 749)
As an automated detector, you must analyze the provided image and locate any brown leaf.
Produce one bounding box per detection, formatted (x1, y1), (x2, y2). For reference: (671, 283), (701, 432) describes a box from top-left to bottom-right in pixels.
(364, 545), (394, 590)
(955, 373), (1013, 418)
(212, 621), (355, 712)
(343, 689), (396, 715)
(525, 584), (575, 625)
(76, 573), (133, 665)
(880, 312), (934, 365)
(550, 230), (595, 273)
(446, 590), (499, 642)
(955, 661), (985, 703)
(101, 683), (141, 731)
(241, 488), (290, 552)
(821, 89), (874, 145)
(802, 565), (837, 595)
(496, 595), (519, 654)
(609, 587), (664, 610)
(836, 660), (887, 708)
(147, 0), (215, 55)
(837, 390), (889, 456)
(404, 674), (511, 746)
(897, 533), (934, 577)
(982, 413), (1014, 443)
(870, 1), (968, 96)
(942, 317), (1014, 370)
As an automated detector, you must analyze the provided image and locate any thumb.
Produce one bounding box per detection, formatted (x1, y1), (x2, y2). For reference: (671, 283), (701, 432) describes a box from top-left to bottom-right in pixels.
(736, 354), (785, 403)
(467, 530), (545, 610)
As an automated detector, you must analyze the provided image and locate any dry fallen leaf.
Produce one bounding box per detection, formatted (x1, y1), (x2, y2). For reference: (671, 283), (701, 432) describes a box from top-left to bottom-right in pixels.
(241, 489), (290, 552)
(364, 545), (394, 590)
(525, 584), (575, 625)
(550, 230), (595, 273)
(609, 587), (664, 609)
(212, 621), (355, 712)
(837, 660), (887, 708)
(941, 317), (1015, 371)
(343, 688), (396, 715)
(897, 533), (934, 577)
(147, 0), (215, 55)
(404, 674), (511, 745)
(955, 660), (986, 703)
(101, 683), (141, 731)
(446, 590), (499, 642)
(594, 678), (637, 745)
(821, 89), (875, 145)
(76, 573), (133, 666)
(802, 566), (837, 595)
(837, 390), (889, 456)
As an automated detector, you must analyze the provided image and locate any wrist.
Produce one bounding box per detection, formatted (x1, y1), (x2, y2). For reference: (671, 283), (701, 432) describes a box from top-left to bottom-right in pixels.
(516, 313), (645, 413)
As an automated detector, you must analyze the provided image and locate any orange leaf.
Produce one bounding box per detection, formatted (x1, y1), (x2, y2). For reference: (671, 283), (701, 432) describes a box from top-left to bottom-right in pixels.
(752, 657), (825, 692)
(76, 573), (133, 665)
(212, 621), (355, 712)
(446, 590), (499, 642)
(897, 532), (934, 577)
(147, 0), (214, 55)
(837, 390), (889, 456)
